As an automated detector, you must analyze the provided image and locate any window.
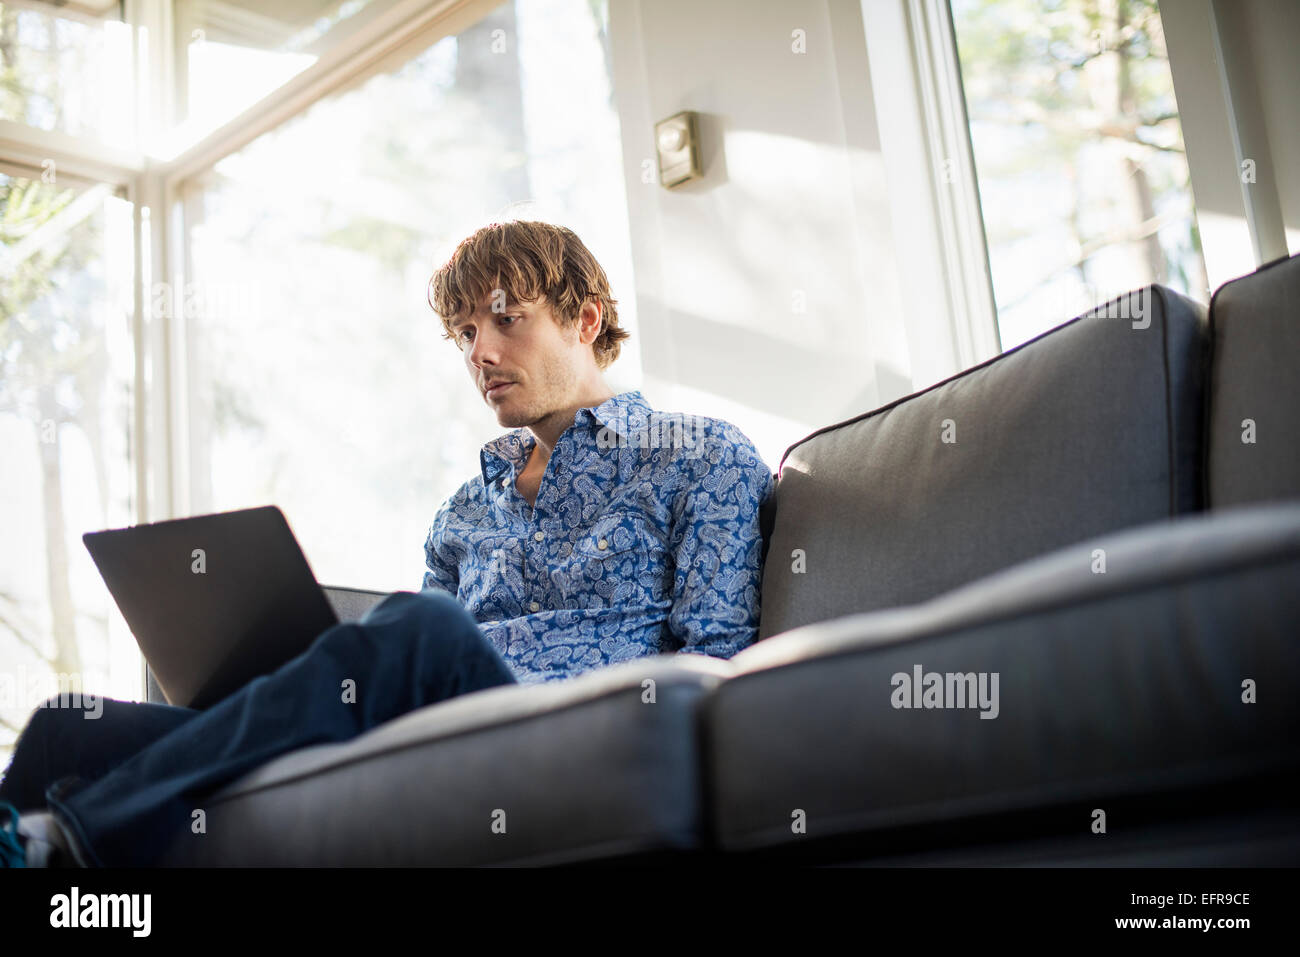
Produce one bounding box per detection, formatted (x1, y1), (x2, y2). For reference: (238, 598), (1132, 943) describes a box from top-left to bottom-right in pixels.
(182, 0), (637, 591)
(0, 167), (138, 746)
(0, 0), (635, 765)
(0, 1), (133, 147)
(950, 0), (1209, 348)
(174, 0), (403, 136)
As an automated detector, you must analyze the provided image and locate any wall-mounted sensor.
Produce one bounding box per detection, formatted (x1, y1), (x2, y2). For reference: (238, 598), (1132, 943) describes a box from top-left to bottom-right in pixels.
(655, 111), (702, 188)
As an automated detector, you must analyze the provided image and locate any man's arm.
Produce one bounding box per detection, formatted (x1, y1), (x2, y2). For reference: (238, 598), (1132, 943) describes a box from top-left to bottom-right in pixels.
(421, 499), (461, 596)
(666, 426), (775, 660)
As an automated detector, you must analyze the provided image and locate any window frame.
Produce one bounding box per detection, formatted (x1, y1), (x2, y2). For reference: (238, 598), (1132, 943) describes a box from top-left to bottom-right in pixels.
(938, 0), (1290, 328)
(0, 0), (504, 701)
(861, 0), (1002, 390)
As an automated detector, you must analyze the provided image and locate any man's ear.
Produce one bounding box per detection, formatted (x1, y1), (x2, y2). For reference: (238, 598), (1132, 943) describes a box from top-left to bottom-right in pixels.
(578, 299), (603, 344)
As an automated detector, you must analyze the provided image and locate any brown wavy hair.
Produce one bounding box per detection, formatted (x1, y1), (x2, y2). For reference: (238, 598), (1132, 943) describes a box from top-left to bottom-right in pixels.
(427, 220), (630, 370)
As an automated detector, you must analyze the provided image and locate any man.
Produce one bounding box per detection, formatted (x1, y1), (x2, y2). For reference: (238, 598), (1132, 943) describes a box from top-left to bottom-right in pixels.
(424, 220), (774, 681)
(0, 220), (774, 868)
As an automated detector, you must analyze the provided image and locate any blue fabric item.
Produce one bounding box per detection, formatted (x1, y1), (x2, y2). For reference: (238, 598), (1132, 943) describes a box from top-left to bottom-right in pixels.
(0, 801), (25, 867)
(0, 697), (200, 814)
(22, 590), (517, 866)
(423, 389), (776, 683)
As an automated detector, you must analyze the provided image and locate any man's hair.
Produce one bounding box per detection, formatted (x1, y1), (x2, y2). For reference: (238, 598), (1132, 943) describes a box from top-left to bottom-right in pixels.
(427, 220), (630, 370)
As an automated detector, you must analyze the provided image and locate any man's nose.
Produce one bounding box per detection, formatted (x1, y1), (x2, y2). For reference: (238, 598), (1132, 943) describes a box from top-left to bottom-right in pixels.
(467, 323), (497, 366)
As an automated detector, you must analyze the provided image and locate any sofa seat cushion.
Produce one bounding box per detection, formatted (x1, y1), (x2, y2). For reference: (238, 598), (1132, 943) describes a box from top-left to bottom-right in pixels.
(708, 503), (1300, 857)
(759, 285), (1208, 638)
(158, 655), (733, 865)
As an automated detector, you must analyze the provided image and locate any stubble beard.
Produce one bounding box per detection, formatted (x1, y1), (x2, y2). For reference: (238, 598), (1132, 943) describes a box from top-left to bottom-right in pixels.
(495, 356), (579, 431)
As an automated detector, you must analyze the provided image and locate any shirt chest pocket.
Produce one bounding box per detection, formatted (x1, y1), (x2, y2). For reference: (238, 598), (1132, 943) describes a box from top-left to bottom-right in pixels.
(553, 511), (671, 608)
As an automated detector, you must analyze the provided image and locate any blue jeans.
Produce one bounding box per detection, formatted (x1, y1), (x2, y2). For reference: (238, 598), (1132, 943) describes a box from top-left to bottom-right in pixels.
(0, 589), (517, 866)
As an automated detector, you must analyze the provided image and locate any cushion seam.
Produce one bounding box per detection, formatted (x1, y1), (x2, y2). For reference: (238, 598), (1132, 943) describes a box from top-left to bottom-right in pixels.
(1159, 286), (1176, 517)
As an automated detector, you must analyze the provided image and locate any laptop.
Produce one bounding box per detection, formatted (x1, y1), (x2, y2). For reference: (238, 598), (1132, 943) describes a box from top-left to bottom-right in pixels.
(83, 505), (341, 710)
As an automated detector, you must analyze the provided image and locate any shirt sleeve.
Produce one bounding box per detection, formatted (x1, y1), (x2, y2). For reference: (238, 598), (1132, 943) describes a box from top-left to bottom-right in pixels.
(666, 427), (775, 660)
(421, 498), (461, 596)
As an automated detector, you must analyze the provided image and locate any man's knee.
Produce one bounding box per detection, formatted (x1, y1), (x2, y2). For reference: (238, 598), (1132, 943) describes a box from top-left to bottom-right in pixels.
(32, 692), (106, 723)
(411, 587), (471, 619)
(365, 592), (490, 675)
(357, 588), (461, 628)
(397, 590), (481, 649)
(319, 591), (475, 657)
(19, 695), (104, 747)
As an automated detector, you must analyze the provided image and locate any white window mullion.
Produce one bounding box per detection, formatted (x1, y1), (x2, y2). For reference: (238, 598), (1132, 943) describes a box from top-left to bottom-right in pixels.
(156, 0), (500, 183)
(0, 120), (141, 186)
(914, 0), (1000, 364)
(1162, 0), (1289, 287)
(129, 175), (148, 524)
(860, 0), (1000, 395)
(170, 179), (194, 521)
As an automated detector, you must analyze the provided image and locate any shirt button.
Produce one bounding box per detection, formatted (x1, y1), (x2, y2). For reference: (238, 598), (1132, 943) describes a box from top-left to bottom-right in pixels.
(529, 601), (541, 612)
(597, 538), (608, 550)
(533, 531), (544, 542)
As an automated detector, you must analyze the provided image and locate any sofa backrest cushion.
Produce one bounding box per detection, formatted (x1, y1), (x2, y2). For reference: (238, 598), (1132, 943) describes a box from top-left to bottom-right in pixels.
(758, 286), (1208, 640)
(1206, 252), (1300, 509)
(322, 585), (389, 623)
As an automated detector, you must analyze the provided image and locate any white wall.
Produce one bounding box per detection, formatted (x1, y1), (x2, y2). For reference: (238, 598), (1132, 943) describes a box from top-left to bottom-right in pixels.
(608, 0), (918, 471)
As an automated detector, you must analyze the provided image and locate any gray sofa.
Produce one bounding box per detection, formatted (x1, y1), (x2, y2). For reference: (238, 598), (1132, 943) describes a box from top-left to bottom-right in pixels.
(155, 253), (1300, 866)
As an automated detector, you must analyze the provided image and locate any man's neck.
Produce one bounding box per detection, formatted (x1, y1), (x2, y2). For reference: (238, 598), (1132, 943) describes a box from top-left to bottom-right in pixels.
(526, 387), (619, 465)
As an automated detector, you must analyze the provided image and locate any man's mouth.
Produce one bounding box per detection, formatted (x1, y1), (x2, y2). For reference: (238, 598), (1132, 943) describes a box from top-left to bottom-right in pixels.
(486, 382), (514, 398)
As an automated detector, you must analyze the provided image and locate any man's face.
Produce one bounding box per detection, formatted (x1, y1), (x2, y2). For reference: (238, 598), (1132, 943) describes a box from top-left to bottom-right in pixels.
(451, 293), (590, 428)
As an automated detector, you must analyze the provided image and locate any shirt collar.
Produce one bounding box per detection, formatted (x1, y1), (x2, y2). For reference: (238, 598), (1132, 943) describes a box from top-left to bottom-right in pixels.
(479, 389), (652, 485)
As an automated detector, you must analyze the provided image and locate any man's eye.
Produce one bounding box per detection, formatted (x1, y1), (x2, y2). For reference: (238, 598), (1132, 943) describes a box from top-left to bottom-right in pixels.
(456, 314), (518, 345)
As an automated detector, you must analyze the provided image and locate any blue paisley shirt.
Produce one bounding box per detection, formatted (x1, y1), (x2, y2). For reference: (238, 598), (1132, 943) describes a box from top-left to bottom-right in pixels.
(421, 389), (775, 684)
